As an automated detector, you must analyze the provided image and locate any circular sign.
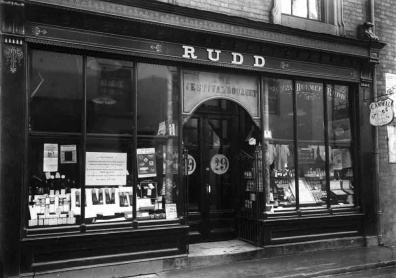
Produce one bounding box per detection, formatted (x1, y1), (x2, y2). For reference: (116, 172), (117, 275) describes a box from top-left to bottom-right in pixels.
(210, 154), (229, 175)
(187, 154), (196, 175)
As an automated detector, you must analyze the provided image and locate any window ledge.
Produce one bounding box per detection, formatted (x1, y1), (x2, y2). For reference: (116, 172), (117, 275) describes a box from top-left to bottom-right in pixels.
(281, 14), (338, 36)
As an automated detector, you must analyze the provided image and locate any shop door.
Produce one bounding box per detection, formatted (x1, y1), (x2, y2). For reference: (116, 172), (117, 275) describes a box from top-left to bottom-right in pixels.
(184, 113), (239, 242)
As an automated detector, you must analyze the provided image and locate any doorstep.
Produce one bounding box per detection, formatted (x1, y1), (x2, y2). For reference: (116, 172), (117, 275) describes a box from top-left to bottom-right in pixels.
(20, 236), (365, 278)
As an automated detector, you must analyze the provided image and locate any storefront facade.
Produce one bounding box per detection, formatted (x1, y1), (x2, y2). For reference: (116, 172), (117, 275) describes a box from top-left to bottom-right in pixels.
(0, 0), (385, 276)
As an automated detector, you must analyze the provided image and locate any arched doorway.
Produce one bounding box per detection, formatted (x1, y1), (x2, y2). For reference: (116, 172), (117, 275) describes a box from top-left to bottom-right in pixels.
(183, 99), (261, 243)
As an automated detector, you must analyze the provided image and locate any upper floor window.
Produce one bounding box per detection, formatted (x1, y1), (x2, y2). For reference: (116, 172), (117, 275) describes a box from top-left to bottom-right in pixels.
(272, 0), (345, 36)
(282, 0), (323, 21)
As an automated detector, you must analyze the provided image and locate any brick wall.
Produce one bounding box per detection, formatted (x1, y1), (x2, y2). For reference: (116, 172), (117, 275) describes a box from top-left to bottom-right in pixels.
(374, 0), (396, 244)
(174, 0), (271, 22)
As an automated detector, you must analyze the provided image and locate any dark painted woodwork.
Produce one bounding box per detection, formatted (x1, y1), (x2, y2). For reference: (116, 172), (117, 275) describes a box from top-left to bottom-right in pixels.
(261, 213), (364, 245)
(21, 225), (188, 273)
(1, 2), (26, 277)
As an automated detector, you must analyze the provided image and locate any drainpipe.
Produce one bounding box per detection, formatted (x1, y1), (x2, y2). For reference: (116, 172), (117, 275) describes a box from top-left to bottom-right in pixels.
(370, 0), (383, 246)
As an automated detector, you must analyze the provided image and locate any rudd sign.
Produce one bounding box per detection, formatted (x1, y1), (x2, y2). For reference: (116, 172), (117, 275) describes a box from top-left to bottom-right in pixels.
(181, 45), (266, 68)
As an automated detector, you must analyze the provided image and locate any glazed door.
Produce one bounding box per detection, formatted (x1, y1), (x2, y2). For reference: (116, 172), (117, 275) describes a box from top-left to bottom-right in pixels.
(184, 114), (239, 242)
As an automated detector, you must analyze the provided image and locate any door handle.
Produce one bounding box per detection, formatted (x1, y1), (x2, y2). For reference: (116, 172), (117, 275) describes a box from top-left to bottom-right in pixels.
(207, 183), (211, 193)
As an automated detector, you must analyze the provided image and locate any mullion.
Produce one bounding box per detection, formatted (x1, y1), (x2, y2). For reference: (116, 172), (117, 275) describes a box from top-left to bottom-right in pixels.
(80, 54), (87, 231)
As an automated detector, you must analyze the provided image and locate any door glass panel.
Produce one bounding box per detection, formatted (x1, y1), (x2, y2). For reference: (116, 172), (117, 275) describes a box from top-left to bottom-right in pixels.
(207, 118), (233, 210)
(183, 118), (201, 212)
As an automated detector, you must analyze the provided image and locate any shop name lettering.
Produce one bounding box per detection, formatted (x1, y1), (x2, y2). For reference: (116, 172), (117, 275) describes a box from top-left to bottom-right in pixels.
(182, 45), (266, 67)
(185, 82), (257, 98)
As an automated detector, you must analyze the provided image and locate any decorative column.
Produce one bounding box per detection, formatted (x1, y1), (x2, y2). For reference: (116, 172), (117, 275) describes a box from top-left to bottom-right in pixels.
(0, 1), (26, 277)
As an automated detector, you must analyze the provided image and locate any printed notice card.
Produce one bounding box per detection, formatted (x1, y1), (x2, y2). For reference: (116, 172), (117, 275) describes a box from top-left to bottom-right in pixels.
(165, 203), (178, 219)
(43, 143), (58, 172)
(137, 148), (157, 178)
(85, 152), (127, 186)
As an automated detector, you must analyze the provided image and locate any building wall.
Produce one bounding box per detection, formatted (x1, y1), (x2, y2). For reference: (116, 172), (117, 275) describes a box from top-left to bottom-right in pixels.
(374, 0), (396, 244)
(155, 0), (396, 243)
(160, 0), (371, 39)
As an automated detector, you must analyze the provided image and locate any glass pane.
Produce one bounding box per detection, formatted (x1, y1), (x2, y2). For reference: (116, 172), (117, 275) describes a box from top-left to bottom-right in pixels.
(296, 81), (327, 208)
(327, 85), (355, 207)
(183, 118), (201, 212)
(265, 78), (296, 211)
(85, 137), (133, 224)
(27, 138), (81, 227)
(86, 57), (134, 134)
(137, 139), (179, 221)
(292, 0), (308, 18)
(282, 0), (292, 14)
(29, 50), (83, 132)
(137, 64), (179, 136)
(308, 0), (321, 20)
(207, 118), (233, 210)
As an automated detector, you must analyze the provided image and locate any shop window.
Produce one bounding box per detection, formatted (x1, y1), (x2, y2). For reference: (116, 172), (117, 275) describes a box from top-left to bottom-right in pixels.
(264, 78), (355, 212)
(137, 63), (180, 221)
(271, 0), (345, 36)
(26, 51), (181, 230)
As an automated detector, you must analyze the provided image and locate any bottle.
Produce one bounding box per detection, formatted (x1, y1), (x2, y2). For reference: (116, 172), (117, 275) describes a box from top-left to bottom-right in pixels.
(43, 179), (50, 195)
(60, 175), (66, 194)
(49, 175), (55, 195)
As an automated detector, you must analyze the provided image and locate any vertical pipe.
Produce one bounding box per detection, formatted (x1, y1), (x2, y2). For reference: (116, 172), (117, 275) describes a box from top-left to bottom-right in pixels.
(370, 0), (383, 246)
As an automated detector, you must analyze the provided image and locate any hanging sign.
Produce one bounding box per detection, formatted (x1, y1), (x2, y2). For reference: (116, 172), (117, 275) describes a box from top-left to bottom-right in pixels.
(210, 154), (229, 175)
(187, 154), (196, 175)
(137, 148), (157, 178)
(369, 98), (394, 126)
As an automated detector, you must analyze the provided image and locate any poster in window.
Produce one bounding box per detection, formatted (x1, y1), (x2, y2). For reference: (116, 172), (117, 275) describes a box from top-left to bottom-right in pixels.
(85, 152), (127, 186)
(137, 148), (157, 178)
(43, 143), (58, 172)
(165, 203), (177, 219)
(60, 145), (77, 164)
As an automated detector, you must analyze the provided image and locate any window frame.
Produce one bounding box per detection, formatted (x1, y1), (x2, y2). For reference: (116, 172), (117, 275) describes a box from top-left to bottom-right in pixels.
(271, 0), (345, 36)
(24, 47), (184, 235)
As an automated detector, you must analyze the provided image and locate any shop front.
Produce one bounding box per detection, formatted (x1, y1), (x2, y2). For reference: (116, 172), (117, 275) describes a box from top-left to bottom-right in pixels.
(0, 0), (385, 276)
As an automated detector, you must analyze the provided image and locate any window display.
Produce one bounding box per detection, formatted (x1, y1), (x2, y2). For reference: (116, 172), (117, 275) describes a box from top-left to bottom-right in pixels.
(27, 51), (181, 229)
(264, 78), (356, 212)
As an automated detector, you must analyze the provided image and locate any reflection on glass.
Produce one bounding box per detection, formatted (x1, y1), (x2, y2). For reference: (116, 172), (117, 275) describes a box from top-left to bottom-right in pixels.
(137, 64), (179, 136)
(27, 138), (81, 227)
(29, 50), (83, 132)
(85, 137), (132, 223)
(265, 78), (296, 210)
(327, 85), (354, 207)
(86, 57), (134, 134)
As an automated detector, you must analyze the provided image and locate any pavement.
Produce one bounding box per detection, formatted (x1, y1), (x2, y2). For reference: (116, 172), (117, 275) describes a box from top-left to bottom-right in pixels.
(132, 239), (396, 278)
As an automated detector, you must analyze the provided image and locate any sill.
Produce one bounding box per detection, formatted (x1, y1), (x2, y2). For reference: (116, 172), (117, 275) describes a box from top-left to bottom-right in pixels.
(281, 14), (338, 36)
